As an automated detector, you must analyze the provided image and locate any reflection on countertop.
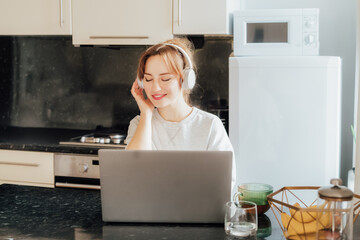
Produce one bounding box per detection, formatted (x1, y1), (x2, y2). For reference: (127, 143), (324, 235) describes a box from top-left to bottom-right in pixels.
(0, 184), (103, 240)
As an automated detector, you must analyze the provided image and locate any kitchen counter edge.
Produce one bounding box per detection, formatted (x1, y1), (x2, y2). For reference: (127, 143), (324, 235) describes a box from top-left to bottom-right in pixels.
(0, 142), (125, 155)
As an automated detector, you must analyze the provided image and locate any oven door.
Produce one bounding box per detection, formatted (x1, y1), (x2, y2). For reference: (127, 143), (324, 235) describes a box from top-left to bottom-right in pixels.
(54, 153), (100, 190)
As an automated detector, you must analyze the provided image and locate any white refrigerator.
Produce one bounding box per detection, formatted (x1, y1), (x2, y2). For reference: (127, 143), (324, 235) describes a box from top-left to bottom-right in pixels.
(229, 56), (341, 191)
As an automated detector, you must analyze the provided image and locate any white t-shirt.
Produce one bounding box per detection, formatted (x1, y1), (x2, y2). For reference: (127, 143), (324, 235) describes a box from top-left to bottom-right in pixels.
(125, 107), (236, 189)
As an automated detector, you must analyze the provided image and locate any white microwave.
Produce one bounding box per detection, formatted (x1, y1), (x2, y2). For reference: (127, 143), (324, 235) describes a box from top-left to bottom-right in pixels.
(233, 9), (319, 56)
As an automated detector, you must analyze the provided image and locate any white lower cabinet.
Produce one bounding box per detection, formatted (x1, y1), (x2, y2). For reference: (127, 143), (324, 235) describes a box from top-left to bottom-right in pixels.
(0, 150), (54, 188)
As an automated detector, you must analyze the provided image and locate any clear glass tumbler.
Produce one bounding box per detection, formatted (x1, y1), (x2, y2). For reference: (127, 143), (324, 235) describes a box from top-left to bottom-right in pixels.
(225, 201), (258, 238)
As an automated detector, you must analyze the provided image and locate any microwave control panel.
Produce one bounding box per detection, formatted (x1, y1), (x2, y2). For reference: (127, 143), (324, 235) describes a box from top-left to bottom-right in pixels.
(302, 9), (319, 55)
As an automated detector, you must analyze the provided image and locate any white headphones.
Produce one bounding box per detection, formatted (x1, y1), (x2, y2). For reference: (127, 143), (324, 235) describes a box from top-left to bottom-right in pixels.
(137, 43), (196, 90)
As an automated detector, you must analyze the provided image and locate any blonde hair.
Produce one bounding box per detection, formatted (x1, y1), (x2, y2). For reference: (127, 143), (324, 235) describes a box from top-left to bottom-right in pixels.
(137, 38), (196, 105)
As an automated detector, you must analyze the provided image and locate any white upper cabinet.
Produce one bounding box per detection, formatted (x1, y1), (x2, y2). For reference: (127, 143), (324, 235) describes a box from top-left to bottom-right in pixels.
(0, 0), (71, 35)
(72, 0), (173, 46)
(173, 0), (241, 35)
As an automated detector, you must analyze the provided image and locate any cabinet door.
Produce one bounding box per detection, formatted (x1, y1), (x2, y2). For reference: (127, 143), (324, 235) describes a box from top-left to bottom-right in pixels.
(173, 0), (230, 35)
(0, 150), (54, 188)
(0, 0), (71, 35)
(72, 0), (173, 46)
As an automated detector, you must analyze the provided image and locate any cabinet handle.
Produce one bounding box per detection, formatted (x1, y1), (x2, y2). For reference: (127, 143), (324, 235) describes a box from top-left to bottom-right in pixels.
(178, 0), (182, 26)
(59, 0), (64, 27)
(89, 36), (149, 39)
(0, 161), (39, 167)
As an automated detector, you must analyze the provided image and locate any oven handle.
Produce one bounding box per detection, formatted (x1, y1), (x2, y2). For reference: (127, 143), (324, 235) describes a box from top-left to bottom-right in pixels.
(55, 182), (101, 190)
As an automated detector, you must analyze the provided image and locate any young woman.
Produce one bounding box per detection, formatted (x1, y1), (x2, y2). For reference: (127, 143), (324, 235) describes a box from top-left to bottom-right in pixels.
(124, 38), (236, 187)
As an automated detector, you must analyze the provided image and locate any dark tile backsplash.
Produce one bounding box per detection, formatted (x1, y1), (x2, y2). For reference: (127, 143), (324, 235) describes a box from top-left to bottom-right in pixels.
(0, 36), (232, 132)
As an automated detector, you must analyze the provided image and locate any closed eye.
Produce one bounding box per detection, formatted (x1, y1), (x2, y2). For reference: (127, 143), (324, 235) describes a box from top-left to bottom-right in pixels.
(145, 78), (153, 82)
(162, 78), (171, 81)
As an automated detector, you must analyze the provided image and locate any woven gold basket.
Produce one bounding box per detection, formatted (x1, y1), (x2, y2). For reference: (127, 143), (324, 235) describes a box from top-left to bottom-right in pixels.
(267, 186), (360, 240)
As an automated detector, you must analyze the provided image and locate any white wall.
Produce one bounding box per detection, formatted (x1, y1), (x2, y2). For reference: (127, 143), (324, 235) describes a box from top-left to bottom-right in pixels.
(241, 0), (357, 186)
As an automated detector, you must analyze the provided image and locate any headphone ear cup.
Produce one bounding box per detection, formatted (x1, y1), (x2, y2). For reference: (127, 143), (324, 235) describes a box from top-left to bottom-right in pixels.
(137, 78), (144, 89)
(182, 69), (196, 90)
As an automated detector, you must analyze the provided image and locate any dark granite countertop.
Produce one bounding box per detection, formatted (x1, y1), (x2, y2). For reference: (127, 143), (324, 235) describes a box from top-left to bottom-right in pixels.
(0, 127), (126, 154)
(1, 184), (359, 240)
(0, 184), (279, 240)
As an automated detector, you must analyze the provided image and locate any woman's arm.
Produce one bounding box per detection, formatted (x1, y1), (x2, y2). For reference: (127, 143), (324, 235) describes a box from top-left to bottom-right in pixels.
(207, 117), (237, 191)
(126, 79), (154, 150)
(126, 112), (152, 150)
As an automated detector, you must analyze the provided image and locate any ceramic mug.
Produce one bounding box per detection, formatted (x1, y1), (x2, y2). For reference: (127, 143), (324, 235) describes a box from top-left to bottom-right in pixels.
(233, 183), (273, 214)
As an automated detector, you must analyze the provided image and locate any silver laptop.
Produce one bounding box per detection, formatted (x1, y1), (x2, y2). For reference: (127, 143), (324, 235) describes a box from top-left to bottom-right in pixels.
(98, 150), (232, 223)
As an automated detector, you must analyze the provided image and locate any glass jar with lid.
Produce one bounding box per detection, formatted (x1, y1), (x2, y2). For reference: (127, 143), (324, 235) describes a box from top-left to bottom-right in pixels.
(317, 178), (354, 240)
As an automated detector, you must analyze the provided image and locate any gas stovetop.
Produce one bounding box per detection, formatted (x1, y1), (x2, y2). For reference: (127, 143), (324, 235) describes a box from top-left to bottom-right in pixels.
(59, 132), (127, 148)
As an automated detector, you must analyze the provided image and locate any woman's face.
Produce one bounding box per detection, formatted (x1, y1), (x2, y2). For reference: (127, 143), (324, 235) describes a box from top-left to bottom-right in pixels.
(143, 55), (183, 109)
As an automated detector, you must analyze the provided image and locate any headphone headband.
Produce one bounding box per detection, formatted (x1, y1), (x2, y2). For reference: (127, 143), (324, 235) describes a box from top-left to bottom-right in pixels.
(162, 43), (193, 69)
(138, 42), (196, 90)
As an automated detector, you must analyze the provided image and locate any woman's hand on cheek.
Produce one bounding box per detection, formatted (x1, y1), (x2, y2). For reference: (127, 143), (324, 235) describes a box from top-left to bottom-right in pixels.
(131, 79), (155, 115)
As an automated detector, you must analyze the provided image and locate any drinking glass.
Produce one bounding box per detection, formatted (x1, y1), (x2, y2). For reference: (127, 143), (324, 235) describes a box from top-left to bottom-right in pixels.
(225, 201), (258, 238)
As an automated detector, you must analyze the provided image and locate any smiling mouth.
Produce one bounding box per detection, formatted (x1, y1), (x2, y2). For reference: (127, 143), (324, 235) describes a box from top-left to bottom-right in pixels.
(152, 94), (167, 100)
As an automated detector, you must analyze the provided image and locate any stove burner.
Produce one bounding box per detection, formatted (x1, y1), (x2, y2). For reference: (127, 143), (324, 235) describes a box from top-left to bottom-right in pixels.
(60, 132), (127, 147)
(79, 133), (125, 144)
(80, 136), (111, 144)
